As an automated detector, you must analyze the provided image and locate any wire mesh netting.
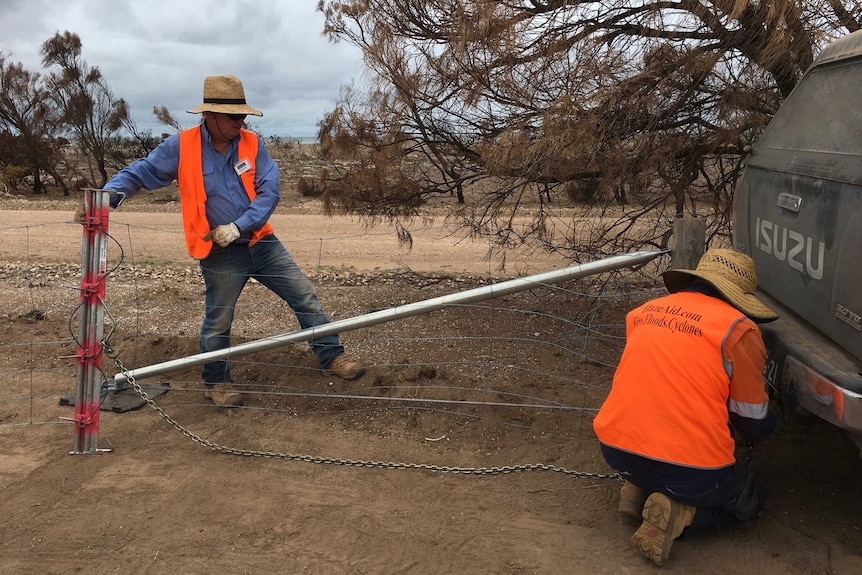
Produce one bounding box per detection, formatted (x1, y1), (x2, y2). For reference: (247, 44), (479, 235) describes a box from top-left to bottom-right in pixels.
(0, 213), (666, 459)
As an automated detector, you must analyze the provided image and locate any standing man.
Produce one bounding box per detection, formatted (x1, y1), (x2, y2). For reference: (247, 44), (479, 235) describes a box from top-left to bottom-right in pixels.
(593, 249), (777, 566)
(104, 75), (365, 407)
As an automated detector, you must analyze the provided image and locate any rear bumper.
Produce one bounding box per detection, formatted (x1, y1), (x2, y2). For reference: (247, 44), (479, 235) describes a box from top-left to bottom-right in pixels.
(758, 291), (862, 441)
(779, 354), (862, 434)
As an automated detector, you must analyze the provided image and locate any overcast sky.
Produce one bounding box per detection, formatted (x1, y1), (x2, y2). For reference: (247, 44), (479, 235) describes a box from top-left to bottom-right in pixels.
(0, 0), (364, 138)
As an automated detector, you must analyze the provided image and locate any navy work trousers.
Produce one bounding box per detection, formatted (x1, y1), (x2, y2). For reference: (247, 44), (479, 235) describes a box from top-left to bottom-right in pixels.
(600, 443), (768, 531)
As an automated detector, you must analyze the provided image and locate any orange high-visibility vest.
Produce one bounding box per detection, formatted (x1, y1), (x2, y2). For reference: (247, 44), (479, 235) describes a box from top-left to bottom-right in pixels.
(593, 291), (765, 469)
(177, 126), (274, 259)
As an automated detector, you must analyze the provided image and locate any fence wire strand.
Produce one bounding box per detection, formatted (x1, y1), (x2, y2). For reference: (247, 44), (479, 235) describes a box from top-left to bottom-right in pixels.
(1, 215), (667, 480)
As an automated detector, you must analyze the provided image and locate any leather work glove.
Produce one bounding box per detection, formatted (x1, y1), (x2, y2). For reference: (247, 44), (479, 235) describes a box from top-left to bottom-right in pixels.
(205, 222), (241, 247)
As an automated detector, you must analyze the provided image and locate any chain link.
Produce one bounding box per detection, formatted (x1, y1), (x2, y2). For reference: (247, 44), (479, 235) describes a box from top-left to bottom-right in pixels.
(105, 342), (622, 482)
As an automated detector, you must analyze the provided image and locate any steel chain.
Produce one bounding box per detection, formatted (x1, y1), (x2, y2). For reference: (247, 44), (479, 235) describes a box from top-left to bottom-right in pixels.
(104, 342), (622, 482)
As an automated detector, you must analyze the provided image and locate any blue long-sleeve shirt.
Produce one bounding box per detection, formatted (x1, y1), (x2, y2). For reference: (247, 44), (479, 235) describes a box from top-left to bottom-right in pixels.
(104, 123), (281, 237)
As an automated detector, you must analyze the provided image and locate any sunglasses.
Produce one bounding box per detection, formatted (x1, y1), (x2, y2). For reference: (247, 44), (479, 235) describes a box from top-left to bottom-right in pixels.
(223, 113), (247, 122)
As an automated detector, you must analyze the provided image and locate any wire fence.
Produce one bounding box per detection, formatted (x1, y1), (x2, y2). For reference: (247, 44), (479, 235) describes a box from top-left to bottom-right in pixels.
(0, 210), (669, 464)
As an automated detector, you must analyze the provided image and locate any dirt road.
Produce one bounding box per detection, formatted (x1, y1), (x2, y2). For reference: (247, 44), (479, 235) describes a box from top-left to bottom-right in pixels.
(0, 209), (571, 276)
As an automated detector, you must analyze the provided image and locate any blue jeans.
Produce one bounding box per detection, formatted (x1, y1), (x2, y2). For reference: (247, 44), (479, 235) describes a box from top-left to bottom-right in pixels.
(198, 234), (343, 384)
(600, 444), (768, 532)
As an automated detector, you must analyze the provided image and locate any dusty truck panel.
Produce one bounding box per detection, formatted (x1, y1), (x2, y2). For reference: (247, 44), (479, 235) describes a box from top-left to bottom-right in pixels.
(733, 30), (862, 450)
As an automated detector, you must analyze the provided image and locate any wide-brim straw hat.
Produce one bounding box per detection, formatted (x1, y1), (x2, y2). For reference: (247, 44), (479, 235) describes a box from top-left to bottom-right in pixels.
(187, 75), (263, 116)
(662, 248), (778, 322)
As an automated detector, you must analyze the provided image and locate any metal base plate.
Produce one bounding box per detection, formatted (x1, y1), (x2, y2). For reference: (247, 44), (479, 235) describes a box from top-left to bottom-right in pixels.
(59, 383), (170, 413)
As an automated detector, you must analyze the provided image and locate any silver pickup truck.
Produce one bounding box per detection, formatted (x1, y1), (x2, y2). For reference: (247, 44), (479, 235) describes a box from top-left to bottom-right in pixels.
(733, 30), (862, 454)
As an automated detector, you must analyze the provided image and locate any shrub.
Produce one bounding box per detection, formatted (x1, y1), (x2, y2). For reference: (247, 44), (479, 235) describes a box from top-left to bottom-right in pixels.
(1, 164), (30, 193)
(296, 176), (324, 198)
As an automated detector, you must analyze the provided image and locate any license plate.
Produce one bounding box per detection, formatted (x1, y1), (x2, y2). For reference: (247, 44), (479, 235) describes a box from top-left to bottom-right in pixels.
(763, 353), (779, 396)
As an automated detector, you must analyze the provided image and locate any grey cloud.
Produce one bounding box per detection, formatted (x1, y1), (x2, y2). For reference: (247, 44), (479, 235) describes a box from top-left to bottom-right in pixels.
(0, 0), (361, 137)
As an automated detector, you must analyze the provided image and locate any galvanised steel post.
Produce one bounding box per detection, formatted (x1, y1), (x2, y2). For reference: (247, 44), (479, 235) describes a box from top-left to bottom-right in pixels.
(70, 189), (110, 454)
(114, 249), (665, 385)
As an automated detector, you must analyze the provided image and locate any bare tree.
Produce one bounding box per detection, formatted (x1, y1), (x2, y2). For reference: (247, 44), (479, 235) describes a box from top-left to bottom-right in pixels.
(152, 105), (184, 134)
(40, 31), (129, 188)
(317, 1), (862, 258)
(0, 55), (65, 194)
(105, 102), (161, 170)
(102, 104), (188, 171)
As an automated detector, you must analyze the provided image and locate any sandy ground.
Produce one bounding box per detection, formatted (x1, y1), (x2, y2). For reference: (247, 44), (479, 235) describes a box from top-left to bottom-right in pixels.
(1, 201), (862, 574)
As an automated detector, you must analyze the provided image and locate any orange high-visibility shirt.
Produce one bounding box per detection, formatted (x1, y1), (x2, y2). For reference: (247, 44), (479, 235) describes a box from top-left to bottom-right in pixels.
(593, 291), (770, 469)
(177, 127), (274, 259)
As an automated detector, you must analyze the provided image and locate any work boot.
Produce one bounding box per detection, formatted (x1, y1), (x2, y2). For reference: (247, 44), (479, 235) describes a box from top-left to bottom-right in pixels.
(203, 383), (243, 407)
(631, 493), (695, 566)
(322, 354), (366, 380)
(618, 481), (649, 519)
